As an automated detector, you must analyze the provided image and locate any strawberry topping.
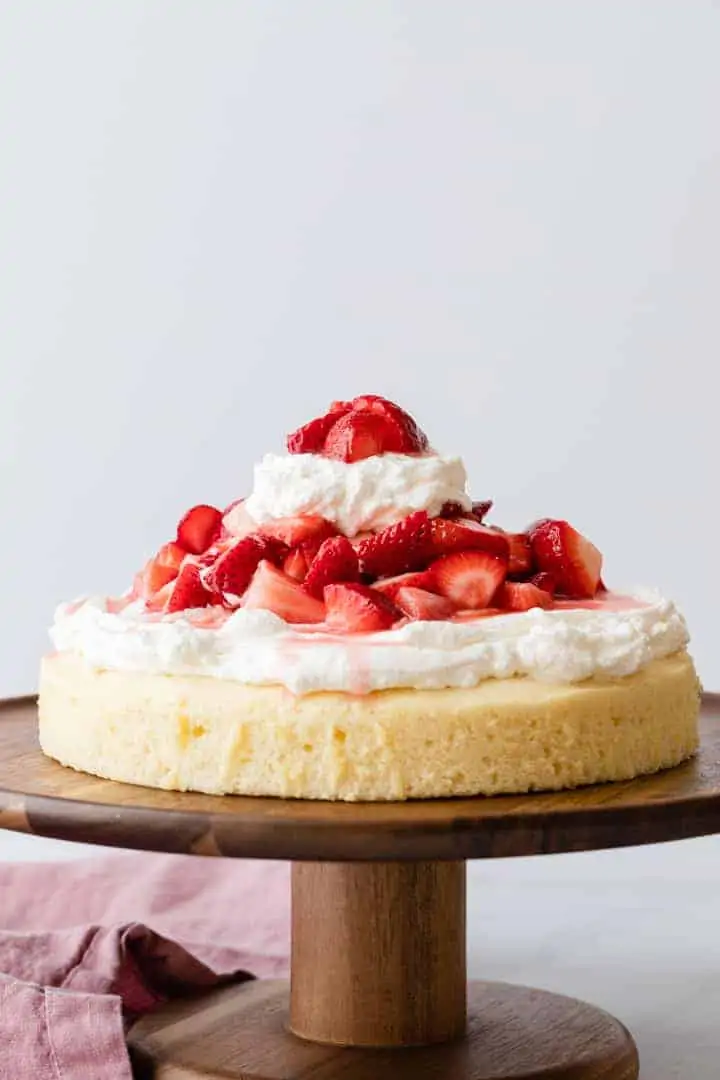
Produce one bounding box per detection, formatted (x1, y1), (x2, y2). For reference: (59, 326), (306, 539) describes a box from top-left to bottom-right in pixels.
(303, 536), (360, 599)
(283, 548), (310, 582)
(176, 504), (223, 555)
(393, 587), (456, 621)
(505, 532), (534, 576)
(323, 411), (411, 462)
(204, 535), (283, 601)
(496, 580), (554, 612)
(135, 541), (185, 599)
(286, 395), (429, 461)
(371, 569), (437, 600)
(428, 517), (509, 560)
(165, 563), (214, 613)
(286, 407), (351, 454)
(355, 511), (430, 578)
(529, 519), (602, 599)
(324, 583), (401, 633)
(429, 550), (507, 609)
(258, 515), (336, 549)
(243, 561), (326, 623)
(350, 394), (429, 452)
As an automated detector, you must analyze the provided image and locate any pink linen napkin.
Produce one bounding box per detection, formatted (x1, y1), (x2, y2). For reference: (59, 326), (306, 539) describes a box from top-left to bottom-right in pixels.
(0, 853), (290, 1080)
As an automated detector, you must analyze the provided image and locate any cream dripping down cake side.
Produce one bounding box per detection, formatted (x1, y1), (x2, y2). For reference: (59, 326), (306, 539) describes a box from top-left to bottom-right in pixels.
(39, 395), (701, 801)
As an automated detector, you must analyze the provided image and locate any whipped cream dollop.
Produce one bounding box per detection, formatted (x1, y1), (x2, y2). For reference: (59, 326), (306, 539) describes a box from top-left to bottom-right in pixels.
(244, 452), (471, 536)
(50, 590), (689, 695)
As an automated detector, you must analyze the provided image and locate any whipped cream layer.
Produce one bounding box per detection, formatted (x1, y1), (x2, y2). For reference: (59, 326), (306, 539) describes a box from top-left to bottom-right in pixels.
(50, 590), (689, 696)
(245, 452), (470, 536)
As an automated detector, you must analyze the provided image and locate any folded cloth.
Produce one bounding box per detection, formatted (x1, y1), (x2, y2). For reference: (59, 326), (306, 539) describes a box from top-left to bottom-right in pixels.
(0, 853), (290, 1080)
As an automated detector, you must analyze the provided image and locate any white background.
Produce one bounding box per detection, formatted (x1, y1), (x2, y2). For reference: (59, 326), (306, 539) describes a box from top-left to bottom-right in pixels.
(1, 1), (718, 692)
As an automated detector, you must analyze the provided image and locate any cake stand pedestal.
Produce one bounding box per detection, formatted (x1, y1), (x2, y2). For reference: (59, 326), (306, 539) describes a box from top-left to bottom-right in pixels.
(1, 696), (720, 1079)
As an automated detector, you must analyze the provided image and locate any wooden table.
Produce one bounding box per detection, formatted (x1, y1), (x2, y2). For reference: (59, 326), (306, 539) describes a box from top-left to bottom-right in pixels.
(1, 694), (719, 1079)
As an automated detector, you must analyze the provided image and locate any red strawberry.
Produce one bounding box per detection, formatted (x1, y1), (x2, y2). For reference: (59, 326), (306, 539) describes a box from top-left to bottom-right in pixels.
(529, 519), (602, 599)
(351, 395), (430, 452)
(428, 517), (509, 560)
(394, 587), (455, 621)
(286, 406), (351, 454)
(505, 532), (534, 576)
(323, 411), (411, 462)
(243, 561), (326, 623)
(371, 569), (437, 600)
(355, 511), (430, 578)
(221, 500), (257, 540)
(283, 548), (310, 581)
(205, 535), (284, 600)
(165, 563), (214, 613)
(496, 580), (553, 612)
(145, 581), (174, 612)
(530, 571), (557, 595)
(324, 583), (401, 633)
(471, 500), (493, 522)
(176, 505), (223, 555)
(135, 541), (186, 599)
(303, 536), (360, 599)
(258, 515), (336, 549)
(430, 550), (507, 609)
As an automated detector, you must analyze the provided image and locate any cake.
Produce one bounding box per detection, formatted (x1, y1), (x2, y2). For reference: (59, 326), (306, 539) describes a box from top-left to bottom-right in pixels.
(39, 395), (701, 801)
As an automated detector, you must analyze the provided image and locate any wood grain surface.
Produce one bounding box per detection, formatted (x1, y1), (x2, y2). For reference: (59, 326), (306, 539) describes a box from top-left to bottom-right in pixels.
(128, 979), (639, 1079)
(0, 695), (719, 861)
(290, 861), (466, 1046)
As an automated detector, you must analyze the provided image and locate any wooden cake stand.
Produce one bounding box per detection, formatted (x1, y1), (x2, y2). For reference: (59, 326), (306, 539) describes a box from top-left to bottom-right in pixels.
(1, 695), (720, 1079)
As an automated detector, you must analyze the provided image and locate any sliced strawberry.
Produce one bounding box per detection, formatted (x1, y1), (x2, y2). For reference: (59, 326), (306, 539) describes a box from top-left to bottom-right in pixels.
(351, 395), (430, 452)
(258, 515), (337, 549)
(323, 410), (411, 462)
(205, 535), (284, 600)
(176, 504), (223, 555)
(452, 607), (503, 622)
(371, 569), (437, 600)
(471, 500), (493, 522)
(145, 581), (174, 612)
(283, 548), (310, 582)
(355, 510), (430, 578)
(428, 517), (509, 560)
(530, 571), (557, 595)
(505, 532), (534, 576)
(303, 536), (360, 599)
(135, 541), (186, 599)
(496, 580), (553, 612)
(430, 550), (507, 609)
(324, 583), (401, 633)
(243, 561), (326, 623)
(221, 500), (257, 540)
(394, 587), (455, 621)
(165, 563), (214, 613)
(286, 406), (351, 454)
(529, 519), (602, 599)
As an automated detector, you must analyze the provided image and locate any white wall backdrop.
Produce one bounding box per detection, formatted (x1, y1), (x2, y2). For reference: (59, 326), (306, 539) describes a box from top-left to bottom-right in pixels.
(0, 1), (718, 694)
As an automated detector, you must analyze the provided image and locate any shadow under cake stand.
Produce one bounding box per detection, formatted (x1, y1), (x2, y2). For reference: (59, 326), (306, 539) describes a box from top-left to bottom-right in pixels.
(1, 696), (720, 1079)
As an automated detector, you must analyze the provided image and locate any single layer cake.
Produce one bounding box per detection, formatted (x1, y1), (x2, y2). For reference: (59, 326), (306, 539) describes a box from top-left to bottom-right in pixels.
(39, 394), (702, 800)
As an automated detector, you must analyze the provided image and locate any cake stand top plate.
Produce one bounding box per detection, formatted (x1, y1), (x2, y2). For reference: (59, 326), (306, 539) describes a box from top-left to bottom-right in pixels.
(1, 695), (719, 861)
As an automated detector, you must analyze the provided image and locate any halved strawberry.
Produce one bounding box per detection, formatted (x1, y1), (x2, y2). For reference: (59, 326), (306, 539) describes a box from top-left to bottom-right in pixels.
(529, 519), (602, 599)
(505, 532), (534, 576)
(496, 580), (553, 612)
(530, 571), (557, 595)
(286, 406), (352, 454)
(134, 541), (186, 599)
(430, 550), (507, 609)
(243, 561), (326, 623)
(258, 515), (337, 549)
(471, 500), (493, 522)
(145, 581), (174, 612)
(351, 395), (430, 452)
(303, 536), (360, 599)
(428, 517), (509, 560)
(394, 587), (455, 621)
(176, 505), (223, 555)
(371, 569), (437, 600)
(205, 535), (284, 600)
(283, 548), (310, 581)
(324, 583), (401, 633)
(165, 563), (214, 613)
(221, 500), (257, 540)
(323, 411), (410, 462)
(355, 511), (430, 578)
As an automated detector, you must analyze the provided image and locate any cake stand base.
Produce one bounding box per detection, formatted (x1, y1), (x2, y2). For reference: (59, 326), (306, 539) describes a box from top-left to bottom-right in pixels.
(129, 979), (639, 1080)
